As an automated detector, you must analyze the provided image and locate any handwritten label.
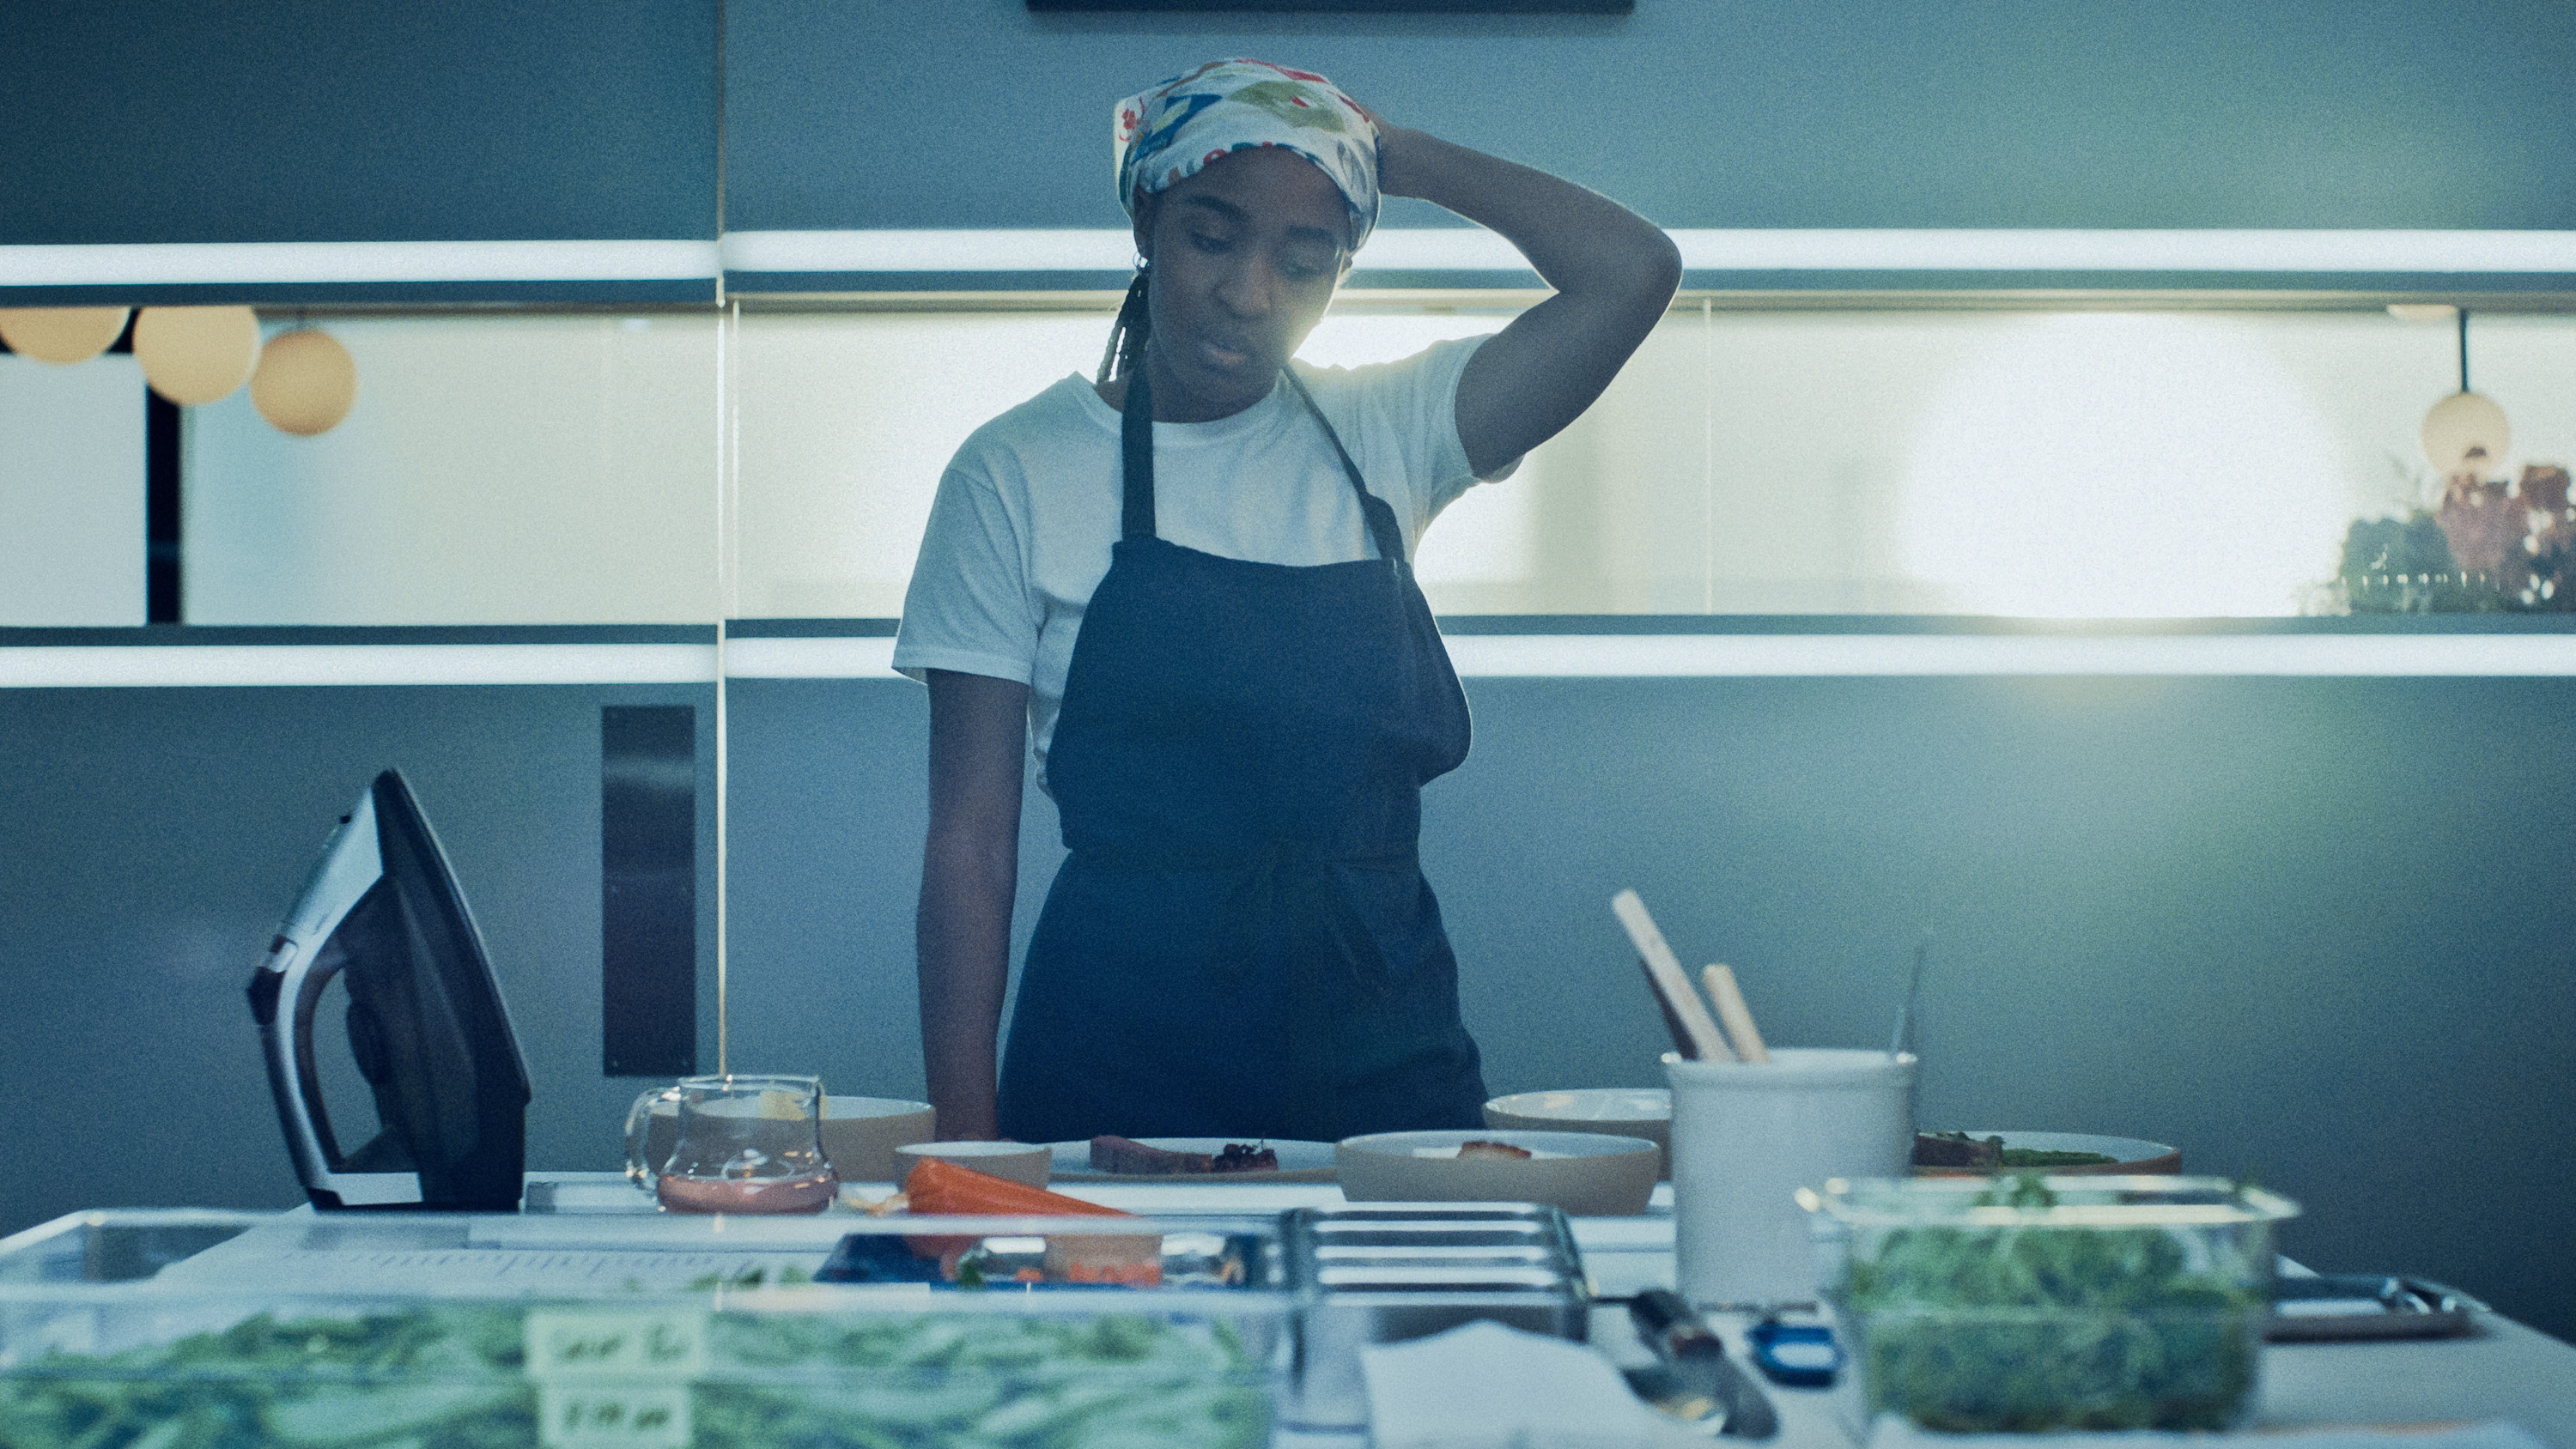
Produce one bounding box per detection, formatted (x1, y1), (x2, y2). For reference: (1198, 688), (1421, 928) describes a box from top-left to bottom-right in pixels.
(526, 1312), (705, 1449)
(524, 1309), (708, 1379)
(537, 1383), (690, 1449)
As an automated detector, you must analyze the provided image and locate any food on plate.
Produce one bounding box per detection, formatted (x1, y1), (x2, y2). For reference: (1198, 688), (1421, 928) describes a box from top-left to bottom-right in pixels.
(2000, 1146), (2118, 1168)
(1455, 1140), (1534, 1161)
(902, 1156), (1133, 1218)
(901, 1157), (1162, 1284)
(0, 1302), (1267, 1448)
(1912, 1131), (2003, 1171)
(1042, 1233), (1173, 1286)
(1088, 1136), (1279, 1174)
(1915, 1131), (2120, 1171)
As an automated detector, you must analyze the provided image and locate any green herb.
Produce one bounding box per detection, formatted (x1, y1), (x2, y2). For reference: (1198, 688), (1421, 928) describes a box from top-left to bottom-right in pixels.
(683, 1264), (814, 1292)
(0, 1306), (1265, 1449)
(1923, 1131), (2120, 1170)
(1837, 1179), (2263, 1433)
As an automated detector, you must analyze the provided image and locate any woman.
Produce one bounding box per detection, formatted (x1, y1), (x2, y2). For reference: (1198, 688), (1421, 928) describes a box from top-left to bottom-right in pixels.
(895, 58), (1679, 1143)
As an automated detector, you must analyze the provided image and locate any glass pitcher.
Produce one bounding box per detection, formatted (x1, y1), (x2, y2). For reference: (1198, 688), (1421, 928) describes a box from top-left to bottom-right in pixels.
(623, 1074), (838, 1214)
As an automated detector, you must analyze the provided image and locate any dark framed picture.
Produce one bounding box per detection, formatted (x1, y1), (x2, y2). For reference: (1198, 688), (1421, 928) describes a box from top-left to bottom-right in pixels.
(1030, 0), (1629, 12)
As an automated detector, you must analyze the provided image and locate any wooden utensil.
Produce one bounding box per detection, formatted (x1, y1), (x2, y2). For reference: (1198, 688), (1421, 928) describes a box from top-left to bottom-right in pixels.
(1612, 890), (1735, 1063)
(1701, 964), (1771, 1064)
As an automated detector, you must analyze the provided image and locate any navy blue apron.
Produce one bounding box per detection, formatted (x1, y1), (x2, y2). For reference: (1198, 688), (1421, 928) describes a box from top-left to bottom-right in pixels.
(995, 359), (1488, 1145)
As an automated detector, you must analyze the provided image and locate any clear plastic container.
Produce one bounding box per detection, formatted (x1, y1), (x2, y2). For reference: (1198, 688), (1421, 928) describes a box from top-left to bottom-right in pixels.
(0, 1209), (1285, 1449)
(1809, 1175), (2300, 1434)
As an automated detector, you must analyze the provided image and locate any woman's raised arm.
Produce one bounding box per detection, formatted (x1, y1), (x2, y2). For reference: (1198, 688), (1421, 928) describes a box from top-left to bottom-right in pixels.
(917, 668), (1030, 1141)
(1372, 124), (1682, 478)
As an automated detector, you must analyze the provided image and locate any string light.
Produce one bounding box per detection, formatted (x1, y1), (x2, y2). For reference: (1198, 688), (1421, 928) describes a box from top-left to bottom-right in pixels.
(250, 319), (358, 435)
(132, 306), (259, 405)
(0, 306), (130, 365)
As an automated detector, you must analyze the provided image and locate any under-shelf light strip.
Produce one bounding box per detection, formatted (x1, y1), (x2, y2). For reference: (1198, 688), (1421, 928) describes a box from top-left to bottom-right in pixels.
(13, 634), (2576, 686)
(717, 228), (2576, 276)
(10, 230), (2576, 288)
(0, 240), (724, 286)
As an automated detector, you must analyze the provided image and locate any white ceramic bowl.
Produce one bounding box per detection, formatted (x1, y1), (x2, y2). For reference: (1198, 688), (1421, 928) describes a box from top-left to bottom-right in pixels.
(1335, 1129), (1661, 1216)
(895, 1139), (1053, 1188)
(1483, 1088), (1672, 1178)
(815, 1096), (938, 1183)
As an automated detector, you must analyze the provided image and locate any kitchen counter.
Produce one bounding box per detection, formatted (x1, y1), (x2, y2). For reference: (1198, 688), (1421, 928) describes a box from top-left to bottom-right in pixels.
(14, 1176), (2571, 1448)
(540, 1173), (2576, 1449)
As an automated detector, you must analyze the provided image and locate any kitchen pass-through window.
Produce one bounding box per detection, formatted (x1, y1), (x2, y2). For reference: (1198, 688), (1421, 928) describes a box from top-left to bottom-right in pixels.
(9, 306), (2570, 626)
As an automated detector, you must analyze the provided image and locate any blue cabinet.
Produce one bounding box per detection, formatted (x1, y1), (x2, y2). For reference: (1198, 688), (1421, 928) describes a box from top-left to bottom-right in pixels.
(1, 0), (719, 304)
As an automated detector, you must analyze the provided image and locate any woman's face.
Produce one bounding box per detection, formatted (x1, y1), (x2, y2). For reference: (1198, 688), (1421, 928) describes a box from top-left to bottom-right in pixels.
(1138, 146), (1351, 421)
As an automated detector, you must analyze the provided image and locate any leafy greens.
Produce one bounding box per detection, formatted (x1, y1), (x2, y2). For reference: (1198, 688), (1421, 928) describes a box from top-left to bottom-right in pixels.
(0, 1305), (1267, 1449)
(1837, 1177), (2264, 1433)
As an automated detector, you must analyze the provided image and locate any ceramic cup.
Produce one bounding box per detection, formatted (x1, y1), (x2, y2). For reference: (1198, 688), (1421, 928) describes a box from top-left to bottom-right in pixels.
(894, 1140), (1053, 1189)
(1664, 1048), (1915, 1307)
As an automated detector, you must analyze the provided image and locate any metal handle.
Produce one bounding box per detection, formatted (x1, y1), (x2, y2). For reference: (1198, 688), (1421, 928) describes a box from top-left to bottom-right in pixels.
(1633, 1288), (1722, 1355)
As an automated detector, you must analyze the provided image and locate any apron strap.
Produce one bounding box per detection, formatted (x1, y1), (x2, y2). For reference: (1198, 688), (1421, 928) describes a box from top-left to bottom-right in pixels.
(1121, 360), (1157, 543)
(1119, 354), (1411, 568)
(1283, 367), (1410, 568)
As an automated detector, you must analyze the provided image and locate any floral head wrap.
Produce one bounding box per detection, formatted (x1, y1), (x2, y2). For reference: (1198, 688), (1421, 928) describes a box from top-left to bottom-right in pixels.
(1114, 58), (1380, 253)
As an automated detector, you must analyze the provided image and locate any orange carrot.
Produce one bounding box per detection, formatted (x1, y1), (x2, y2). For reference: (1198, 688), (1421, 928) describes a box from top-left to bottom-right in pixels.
(899, 1157), (1134, 1217)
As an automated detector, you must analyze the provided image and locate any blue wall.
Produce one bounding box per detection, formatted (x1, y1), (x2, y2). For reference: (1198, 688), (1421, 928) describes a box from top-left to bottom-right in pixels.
(8, 0), (2568, 247)
(0, 680), (718, 1224)
(725, 0), (2576, 233)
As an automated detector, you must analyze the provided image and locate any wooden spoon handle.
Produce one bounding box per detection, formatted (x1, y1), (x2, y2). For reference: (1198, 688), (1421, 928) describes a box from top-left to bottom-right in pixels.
(1613, 889), (1735, 1063)
(1702, 963), (1771, 1064)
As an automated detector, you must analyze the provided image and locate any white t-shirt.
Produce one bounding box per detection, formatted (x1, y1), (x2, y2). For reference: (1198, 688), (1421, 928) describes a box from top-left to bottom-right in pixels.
(893, 335), (1499, 791)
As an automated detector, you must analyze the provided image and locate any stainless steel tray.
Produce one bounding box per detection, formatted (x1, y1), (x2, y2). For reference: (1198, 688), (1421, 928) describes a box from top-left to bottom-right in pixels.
(1279, 1203), (1589, 1429)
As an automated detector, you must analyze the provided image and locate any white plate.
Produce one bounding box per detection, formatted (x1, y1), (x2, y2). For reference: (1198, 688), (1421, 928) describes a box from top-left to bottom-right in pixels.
(1484, 1088), (1670, 1124)
(1045, 1137), (1339, 1183)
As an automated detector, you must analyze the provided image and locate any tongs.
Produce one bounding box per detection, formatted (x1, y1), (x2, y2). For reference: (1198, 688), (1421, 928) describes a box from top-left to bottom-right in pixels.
(1623, 1288), (1780, 1440)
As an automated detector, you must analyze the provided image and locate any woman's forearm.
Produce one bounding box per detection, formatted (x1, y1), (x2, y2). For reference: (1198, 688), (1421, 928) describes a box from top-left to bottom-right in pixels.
(917, 669), (1030, 1142)
(1369, 125), (1679, 476)
(1376, 127), (1680, 306)
(917, 831), (1014, 1141)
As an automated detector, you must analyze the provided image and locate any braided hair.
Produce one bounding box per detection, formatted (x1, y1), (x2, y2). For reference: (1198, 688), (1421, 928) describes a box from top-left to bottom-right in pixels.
(1096, 264), (1151, 386)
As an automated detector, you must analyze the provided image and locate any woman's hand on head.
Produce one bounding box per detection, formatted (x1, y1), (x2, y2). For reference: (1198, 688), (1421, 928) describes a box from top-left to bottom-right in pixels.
(1345, 97), (1430, 202)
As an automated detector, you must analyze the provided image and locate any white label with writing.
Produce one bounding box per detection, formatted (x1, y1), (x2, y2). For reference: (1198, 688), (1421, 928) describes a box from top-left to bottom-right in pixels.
(524, 1311), (706, 1449)
(524, 1309), (709, 1380)
(537, 1382), (691, 1449)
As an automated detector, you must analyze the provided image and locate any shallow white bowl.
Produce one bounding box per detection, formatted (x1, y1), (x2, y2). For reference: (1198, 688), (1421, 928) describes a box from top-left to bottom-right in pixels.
(1336, 1129), (1661, 1216)
(1483, 1088), (1672, 1179)
(816, 1096), (937, 1184)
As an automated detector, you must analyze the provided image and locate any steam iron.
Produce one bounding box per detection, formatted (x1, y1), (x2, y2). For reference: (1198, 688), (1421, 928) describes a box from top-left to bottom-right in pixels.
(246, 770), (532, 1210)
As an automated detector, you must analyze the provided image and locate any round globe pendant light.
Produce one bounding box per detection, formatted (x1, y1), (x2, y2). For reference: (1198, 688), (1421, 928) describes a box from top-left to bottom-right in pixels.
(2419, 307), (2510, 479)
(2421, 391), (2511, 480)
(133, 305), (259, 405)
(0, 306), (131, 365)
(250, 327), (357, 435)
